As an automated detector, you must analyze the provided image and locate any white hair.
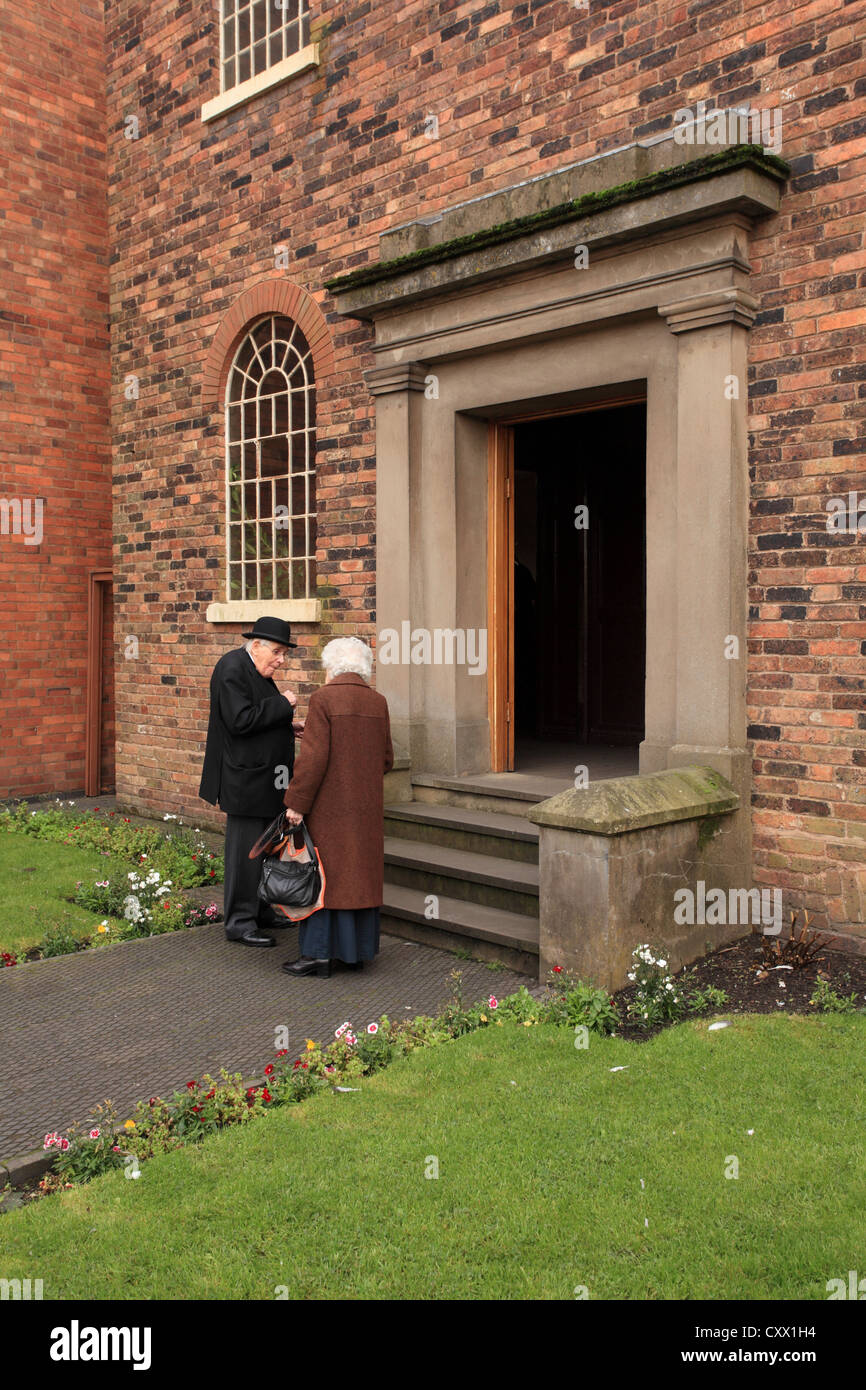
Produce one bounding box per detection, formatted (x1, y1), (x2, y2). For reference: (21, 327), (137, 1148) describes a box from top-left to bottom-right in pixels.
(245, 638), (281, 653)
(321, 636), (373, 681)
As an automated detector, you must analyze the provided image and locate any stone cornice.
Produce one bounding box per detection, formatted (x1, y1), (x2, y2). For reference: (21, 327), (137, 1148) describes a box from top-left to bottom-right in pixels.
(325, 147), (788, 318)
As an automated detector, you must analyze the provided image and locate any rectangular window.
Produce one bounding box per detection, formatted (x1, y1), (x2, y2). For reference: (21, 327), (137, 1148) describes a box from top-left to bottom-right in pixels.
(220, 0), (311, 95)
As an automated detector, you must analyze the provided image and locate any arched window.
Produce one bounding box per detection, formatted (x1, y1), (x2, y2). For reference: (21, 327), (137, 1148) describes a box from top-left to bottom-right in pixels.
(225, 315), (316, 601)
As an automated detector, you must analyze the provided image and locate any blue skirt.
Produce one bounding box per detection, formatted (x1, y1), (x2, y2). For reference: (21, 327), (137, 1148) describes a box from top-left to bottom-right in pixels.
(298, 906), (381, 964)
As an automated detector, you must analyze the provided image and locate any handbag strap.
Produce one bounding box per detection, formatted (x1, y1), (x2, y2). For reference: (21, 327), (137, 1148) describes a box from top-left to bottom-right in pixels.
(280, 816), (315, 856)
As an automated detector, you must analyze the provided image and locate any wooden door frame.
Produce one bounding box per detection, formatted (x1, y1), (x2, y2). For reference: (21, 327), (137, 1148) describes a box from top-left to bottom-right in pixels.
(487, 424), (514, 771)
(487, 391), (647, 772)
(85, 571), (113, 796)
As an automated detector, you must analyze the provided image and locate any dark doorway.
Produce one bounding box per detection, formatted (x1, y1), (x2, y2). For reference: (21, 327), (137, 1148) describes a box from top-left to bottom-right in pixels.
(512, 403), (646, 762)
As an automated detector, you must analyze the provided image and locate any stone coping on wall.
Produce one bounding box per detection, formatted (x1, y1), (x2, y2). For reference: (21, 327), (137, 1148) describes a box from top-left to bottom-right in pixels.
(527, 765), (739, 837)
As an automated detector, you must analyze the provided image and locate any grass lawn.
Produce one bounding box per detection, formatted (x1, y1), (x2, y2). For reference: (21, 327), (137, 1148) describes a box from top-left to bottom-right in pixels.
(2, 1011), (864, 1300)
(0, 832), (127, 955)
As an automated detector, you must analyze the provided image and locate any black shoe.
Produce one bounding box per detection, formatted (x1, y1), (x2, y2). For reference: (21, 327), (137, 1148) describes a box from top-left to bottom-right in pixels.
(282, 956), (331, 978)
(342, 960), (364, 972)
(229, 928), (276, 947)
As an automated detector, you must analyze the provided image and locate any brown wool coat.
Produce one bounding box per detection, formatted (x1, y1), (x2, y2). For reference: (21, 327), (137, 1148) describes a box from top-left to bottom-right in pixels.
(283, 673), (394, 909)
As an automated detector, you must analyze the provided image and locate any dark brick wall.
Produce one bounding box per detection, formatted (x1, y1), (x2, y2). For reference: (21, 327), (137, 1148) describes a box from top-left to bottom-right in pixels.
(0, 0), (112, 799)
(102, 1), (865, 928)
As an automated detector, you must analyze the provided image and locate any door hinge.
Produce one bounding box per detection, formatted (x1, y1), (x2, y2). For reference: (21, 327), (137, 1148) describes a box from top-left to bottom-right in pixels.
(505, 476), (511, 499)
(505, 700), (511, 724)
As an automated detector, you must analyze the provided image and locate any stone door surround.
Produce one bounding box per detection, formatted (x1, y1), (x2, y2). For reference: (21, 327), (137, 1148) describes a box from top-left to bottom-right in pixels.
(328, 135), (788, 817)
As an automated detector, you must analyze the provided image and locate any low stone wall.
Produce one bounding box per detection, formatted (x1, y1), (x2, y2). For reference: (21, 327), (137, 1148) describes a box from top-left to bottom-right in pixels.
(528, 766), (751, 991)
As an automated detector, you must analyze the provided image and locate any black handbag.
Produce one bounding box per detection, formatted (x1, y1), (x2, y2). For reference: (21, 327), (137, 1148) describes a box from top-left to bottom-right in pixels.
(256, 815), (323, 912)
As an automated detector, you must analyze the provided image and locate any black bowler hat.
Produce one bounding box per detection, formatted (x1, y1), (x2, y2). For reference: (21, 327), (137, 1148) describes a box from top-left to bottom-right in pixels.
(241, 616), (298, 648)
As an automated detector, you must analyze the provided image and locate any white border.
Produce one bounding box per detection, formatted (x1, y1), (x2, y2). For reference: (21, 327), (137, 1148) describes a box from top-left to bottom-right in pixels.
(201, 43), (320, 123)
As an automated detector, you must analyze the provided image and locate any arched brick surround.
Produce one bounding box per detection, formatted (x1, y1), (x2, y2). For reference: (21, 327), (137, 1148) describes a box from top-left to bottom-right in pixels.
(201, 278), (335, 405)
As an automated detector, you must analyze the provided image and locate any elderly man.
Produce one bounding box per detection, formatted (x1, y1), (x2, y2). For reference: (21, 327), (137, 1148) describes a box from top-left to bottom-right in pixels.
(199, 616), (298, 947)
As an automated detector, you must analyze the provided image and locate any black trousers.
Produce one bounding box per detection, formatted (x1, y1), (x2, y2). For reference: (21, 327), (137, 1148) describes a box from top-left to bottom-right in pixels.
(223, 814), (287, 940)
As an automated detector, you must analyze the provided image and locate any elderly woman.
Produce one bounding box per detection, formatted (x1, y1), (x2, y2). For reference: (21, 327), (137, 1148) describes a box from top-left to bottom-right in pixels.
(281, 636), (393, 978)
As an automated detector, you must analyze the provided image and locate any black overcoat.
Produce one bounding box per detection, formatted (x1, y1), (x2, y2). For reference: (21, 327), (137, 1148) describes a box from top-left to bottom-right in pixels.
(199, 647), (295, 818)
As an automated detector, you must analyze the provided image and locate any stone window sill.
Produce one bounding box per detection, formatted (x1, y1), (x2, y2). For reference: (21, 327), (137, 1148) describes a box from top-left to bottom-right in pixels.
(206, 599), (321, 624)
(200, 44), (320, 123)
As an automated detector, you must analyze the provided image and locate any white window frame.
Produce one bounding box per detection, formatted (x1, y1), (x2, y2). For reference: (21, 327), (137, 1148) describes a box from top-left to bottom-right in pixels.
(206, 314), (321, 626)
(201, 0), (319, 123)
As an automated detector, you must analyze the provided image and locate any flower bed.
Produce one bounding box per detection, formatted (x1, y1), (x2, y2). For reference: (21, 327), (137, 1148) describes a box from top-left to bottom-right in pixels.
(27, 965), (709, 1201)
(0, 801), (222, 964)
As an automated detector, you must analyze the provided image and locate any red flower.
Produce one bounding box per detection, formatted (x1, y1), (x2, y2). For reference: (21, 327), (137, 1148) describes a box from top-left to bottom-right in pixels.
(292, 1060), (301, 1070)
(149, 1097), (157, 1106)
(247, 1086), (256, 1096)
(262, 1088), (272, 1103)
(186, 1081), (196, 1090)
(205, 1088), (215, 1099)
(209, 869), (215, 876)
(192, 1105), (202, 1114)
(302, 1063), (308, 1070)
(277, 1048), (288, 1058)
(553, 965), (562, 974)
(264, 1063), (274, 1076)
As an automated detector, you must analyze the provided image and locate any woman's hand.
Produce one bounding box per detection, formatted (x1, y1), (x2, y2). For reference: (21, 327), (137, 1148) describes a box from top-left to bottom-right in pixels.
(284, 807), (303, 826)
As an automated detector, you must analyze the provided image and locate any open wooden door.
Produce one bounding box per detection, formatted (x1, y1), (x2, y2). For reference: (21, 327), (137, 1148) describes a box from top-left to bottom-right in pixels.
(487, 423), (514, 772)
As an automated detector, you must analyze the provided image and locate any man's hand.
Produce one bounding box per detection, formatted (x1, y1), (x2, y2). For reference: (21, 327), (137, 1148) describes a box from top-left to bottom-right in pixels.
(284, 807), (303, 826)
(282, 688), (298, 707)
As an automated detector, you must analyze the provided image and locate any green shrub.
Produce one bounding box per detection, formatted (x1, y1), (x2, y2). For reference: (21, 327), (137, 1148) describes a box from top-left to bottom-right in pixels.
(810, 979), (860, 1014)
(548, 977), (620, 1035)
(37, 923), (83, 958)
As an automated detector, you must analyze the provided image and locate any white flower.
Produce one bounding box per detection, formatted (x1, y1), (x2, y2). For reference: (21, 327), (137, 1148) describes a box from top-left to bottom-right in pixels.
(658, 959), (667, 969)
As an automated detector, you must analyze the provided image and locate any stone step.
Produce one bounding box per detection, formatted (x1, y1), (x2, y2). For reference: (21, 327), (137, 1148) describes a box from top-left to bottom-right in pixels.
(384, 801), (539, 863)
(384, 836), (539, 917)
(411, 776), (549, 819)
(382, 883), (539, 975)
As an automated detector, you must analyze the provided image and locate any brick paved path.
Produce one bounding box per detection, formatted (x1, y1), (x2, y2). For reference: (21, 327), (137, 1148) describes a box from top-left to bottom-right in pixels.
(0, 921), (535, 1159)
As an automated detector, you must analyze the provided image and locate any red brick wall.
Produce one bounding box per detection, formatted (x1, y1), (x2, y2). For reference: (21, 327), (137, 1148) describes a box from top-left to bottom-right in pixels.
(104, 1), (865, 929)
(0, 0), (112, 799)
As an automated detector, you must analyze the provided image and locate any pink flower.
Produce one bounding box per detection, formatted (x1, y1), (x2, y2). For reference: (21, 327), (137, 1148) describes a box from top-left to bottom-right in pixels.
(60, 1138), (70, 1151)
(325, 1065), (336, 1074)
(334, 1021), (351, 1038)
(89, 1128), (101, 1140)
(488, 996), (498, 1009)
(367, 1022), (378, 1035)
(345, 1034), (357, 1046)
(112, 1145), (120, 1152)
(43, 1133), (58, 1150)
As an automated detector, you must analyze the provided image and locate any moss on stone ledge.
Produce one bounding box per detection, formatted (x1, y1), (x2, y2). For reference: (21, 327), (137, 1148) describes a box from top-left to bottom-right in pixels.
(325, 145), (789, 295)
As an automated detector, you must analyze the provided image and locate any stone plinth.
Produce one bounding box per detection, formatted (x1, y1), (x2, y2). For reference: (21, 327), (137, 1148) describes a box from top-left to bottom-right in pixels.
(527, 766), (746, 990)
